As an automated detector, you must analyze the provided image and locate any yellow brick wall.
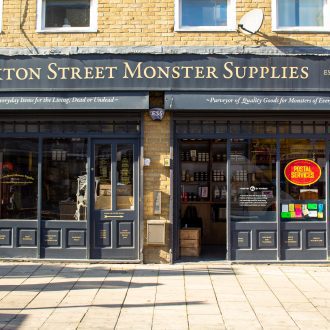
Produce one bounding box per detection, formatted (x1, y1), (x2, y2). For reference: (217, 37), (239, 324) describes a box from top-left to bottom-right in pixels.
(1, 0), (329, 48)
(143, 111), (171, 264)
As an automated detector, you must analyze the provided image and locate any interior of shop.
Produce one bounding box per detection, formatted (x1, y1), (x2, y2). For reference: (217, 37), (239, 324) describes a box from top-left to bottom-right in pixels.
(179, 139), (227, 260)
(178, 135), (326, 261)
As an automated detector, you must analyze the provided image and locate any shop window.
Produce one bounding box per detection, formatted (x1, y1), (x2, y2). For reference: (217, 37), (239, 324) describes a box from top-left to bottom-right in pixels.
(0, 139), (38, 220)
(95, 144), (112, 211)
(42, 138), (88, 221)
(176, 122), (189, 134)
(202, 121), (215, 134)
(116, 145), (134, 210)
(240, 122), (253, 134)
(273, 0), (330, 32)
(280, 139), (325, 222)
(37, 0), (97, 33)
(175, 0), (236, 31)
(189, 121), (202, 134)
(215, 122), (227, 134)
(231, 139), (276, 222)
(264, 122), (276, 134)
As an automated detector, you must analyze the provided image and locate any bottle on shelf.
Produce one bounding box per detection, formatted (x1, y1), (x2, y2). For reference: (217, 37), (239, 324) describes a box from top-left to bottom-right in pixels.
(213, 185), (220, 201)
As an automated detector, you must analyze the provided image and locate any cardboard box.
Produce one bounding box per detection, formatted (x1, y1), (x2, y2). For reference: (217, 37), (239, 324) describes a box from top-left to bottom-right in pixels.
(117, 196), (134, 209)
(95, 196), (112, 209)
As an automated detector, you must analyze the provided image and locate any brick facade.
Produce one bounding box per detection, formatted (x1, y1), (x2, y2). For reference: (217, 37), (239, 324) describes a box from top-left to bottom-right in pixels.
(1, 0), (330, 48)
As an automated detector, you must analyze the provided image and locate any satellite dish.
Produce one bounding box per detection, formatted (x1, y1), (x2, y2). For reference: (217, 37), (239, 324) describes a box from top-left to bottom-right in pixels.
(238, 9), (264, 35)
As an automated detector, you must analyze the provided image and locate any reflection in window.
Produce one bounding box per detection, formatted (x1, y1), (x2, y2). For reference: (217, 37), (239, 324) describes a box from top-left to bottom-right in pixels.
(94, 145), (112, 210)
(278, 0), (324, 27)
(0, 139), (38, 219)
(42, 138), (88, 220)
(117, 145), (134, 210)
(182, 0), (228, 27)
(45, 0), (91, 28)
(231, 139), (276, 221)
(280, 139), (325, 221)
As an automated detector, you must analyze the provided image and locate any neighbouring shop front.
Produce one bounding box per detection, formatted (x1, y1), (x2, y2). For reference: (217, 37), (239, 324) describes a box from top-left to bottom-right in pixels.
(0, 53), (329, 262)
(171, 113), (329, 261)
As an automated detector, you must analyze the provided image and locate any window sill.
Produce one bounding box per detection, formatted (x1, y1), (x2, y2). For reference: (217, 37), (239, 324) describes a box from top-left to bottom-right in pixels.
(273, 27), (330, 33)
(36, 27), (97, 33)
(175, 26), (237, 32)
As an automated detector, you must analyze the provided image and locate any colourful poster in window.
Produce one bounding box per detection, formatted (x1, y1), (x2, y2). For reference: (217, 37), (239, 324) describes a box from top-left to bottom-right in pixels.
(284, 159), (321, 186)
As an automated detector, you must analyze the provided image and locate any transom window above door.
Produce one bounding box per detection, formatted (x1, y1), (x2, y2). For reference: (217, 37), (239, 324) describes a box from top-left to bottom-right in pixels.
(175, 0), (236, 31)
(37, 0), (97, 33)
(273, 0), (330, 32)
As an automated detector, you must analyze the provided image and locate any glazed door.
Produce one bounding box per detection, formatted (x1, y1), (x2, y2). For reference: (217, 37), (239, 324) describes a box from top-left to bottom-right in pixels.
(280, 139), (327, 260)
(91, 140), (139, 260)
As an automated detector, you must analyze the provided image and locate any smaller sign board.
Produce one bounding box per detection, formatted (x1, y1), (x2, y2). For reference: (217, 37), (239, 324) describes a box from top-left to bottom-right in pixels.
(284, 159), (321, 186)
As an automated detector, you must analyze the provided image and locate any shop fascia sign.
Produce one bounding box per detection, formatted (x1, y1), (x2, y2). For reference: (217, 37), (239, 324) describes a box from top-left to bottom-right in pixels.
(0, 55), (328, 91)
(284, 159), (321, 186)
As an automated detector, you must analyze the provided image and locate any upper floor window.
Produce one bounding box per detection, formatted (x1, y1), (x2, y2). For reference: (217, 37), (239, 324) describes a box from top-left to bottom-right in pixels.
(37, 0), (97, 33)
(273, 0), (330, 31)
(0, 0), (3, 33)
(175, 0), (236, 31)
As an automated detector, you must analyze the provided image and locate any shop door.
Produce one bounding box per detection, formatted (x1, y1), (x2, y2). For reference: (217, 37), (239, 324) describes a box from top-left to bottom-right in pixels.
(91, 140), (139, 260)
(280, 139), (327, 260)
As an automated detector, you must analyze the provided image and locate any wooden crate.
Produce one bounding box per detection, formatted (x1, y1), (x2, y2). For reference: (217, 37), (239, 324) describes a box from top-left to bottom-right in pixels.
(180, 228), (201, 257)
(180, 246), (201, 257)
(180, 228), (201, 240)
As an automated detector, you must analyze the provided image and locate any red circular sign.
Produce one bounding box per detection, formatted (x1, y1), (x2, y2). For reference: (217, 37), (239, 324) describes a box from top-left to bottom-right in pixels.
(284, 159), (321, 186)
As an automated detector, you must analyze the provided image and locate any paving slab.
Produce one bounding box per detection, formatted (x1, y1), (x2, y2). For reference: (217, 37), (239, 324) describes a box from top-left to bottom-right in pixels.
(0, 262), (328, 329)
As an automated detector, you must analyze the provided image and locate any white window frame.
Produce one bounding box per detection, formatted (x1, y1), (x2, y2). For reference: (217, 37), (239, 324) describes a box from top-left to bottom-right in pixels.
(175, 0), (236, 32)
(0, 0), (3, 33)
(36, 0), (98, 33)
(272, 0), (330, 32)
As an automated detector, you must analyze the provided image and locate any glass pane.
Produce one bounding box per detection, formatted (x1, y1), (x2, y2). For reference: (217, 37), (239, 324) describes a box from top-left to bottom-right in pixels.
(0, 139), (38, 219)
(278, 0), (324, 27)
(231, 139), (276, 221)
(45, 0), (90, 28)
(94, 145), (112, 210)
(117, 145), (134, 210)
(182, 0), (227, 27)
(189, 121), (202, 134)
(265, 122), (276, 134)
(42, 138), (88, 220)
(202, 121), (215, 134)
(280, 139), (325, 221)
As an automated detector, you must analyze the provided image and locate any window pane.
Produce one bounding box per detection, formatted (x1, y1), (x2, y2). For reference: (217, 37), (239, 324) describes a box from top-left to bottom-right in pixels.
(280, 139), (325, 221)
(117, 145), (134, 210)
(182, 0), (227, 27)
(0, 139), (38, 219)
(42, 138), (88, 220)
(45, 0), (90, 28)
(278, 0), (324, 27)
(95, 145), (112, 211)
(231, 139), (276, 221)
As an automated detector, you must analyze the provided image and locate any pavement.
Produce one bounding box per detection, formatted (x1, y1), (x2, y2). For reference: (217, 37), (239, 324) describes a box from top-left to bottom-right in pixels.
(0, 262), (329, 329)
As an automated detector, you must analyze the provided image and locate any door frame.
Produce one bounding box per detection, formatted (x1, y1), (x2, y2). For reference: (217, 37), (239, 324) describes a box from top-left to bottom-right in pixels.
(89, 138), (140, 260)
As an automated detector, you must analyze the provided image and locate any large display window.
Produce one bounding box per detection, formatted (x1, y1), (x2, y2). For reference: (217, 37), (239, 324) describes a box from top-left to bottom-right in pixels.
(0, 139), (38, 219)
(231, 139), (276, 222)
(42, 138), (88, 220)
(280, 139), (325, 221)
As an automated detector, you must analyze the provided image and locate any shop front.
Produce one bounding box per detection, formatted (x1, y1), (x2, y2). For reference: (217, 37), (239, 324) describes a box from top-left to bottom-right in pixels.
(0, 53), (329, 262)
(171, 113), (329, 261)
(0, 91), (146, 260)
